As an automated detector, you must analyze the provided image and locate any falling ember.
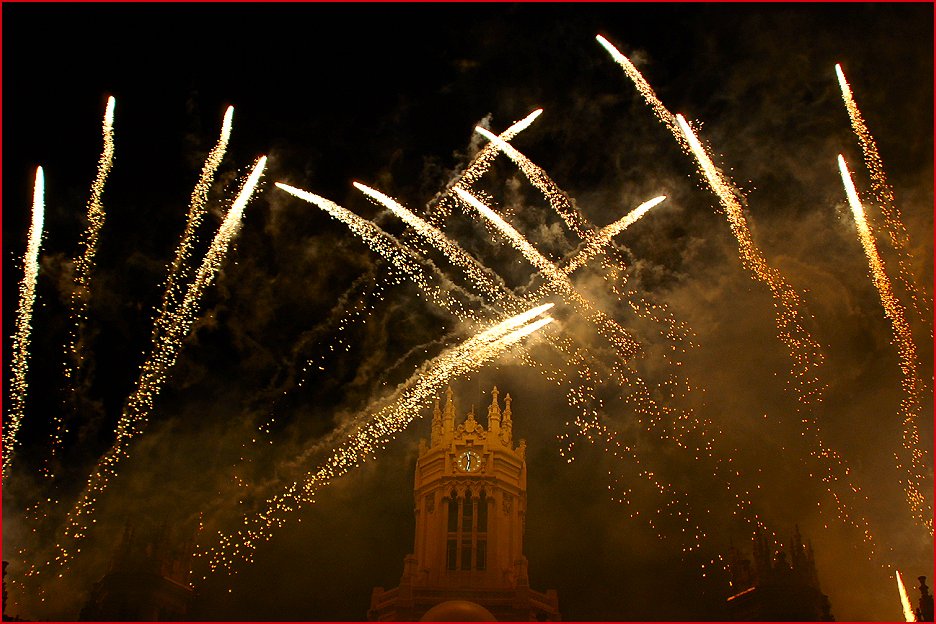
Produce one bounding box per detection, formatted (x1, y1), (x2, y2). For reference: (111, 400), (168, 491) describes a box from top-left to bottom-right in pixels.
(3, 166), (46, 480)
(207, 304), (553, 572)
(896, 570), (917, 622)
(58, 156), (268, 566)
(155, 105), (235, 338)
(838, 155), (930, 533)
(835, 64), (929, 333)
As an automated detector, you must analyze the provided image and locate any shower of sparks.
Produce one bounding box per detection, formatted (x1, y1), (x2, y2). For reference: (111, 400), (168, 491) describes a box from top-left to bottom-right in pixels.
(473, 125), (589, 238)
(455, 186), (640, 359)
(896, 570), (917, 622)
(838, 155), (930, 533)
(597, 33), (882, 544)
(55, 97), (116, 465)
(205, 305), (554, 573)
(155, 105), (235, 338)
(353, 181), (509, 302)
(563, 195), (666, 275)
(53, 157), (268, 572)
(3, 166), (46, 480)
(835, 64), (930, 333)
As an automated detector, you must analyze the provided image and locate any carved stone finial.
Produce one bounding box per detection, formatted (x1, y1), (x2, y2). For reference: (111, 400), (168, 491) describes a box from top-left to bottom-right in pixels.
(488, 385), (502, 430)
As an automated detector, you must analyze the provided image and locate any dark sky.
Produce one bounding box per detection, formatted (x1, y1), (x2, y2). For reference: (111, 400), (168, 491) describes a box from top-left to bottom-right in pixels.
(2, 3), (933, 621)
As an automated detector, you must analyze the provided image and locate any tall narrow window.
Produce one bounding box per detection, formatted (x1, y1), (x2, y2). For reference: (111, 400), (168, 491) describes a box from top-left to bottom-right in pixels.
(476, 540), (487, 571)
(461, 538), (472, 570)
(446, 539), (457, 570)
(478, 491), (488, 532)
(462, 489), (473, 526)
(447, 490), (458, 532)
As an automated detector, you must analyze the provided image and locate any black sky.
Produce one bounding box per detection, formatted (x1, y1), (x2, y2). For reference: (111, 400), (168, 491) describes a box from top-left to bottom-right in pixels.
(2, 3), (933, 621)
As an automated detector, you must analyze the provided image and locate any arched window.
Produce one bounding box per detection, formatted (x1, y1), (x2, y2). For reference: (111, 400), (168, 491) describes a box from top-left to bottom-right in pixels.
(446, 490), (458, 570)
(461, 489), (473, 570)
(476, 491), (488, 571)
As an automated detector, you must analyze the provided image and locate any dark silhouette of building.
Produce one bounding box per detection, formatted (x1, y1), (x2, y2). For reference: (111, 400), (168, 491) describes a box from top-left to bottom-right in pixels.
(916, 576), (934, 622)
(2, 561), (28, 621)
(369, 386), (560, 621)
(725, 526), (834, 621)
(79, 521), (194, 621)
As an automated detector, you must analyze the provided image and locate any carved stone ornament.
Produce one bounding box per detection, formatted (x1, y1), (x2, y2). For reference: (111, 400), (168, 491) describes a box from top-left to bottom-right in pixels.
(425, 494), (435, 514)
(503, 492), (513, 515)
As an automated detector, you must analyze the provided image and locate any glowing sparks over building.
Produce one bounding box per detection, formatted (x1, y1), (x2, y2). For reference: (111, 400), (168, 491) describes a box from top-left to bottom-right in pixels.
(838, 155), (930, 532)
(835, 64), (929, 332)
(58, 157), (268, 565)
(896, 570), (917, 622)
(3, 166), (46, 480)
(155, 105), (235, 337)
(206, 305), (554, 572)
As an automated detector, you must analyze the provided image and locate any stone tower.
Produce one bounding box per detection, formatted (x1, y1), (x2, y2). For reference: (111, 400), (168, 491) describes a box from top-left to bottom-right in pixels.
(369, 386), (560, 621)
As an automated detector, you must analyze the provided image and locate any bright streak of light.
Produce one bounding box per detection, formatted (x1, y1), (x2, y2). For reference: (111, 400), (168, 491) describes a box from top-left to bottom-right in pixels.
(835, 64), (929, 333)
(563, 195), (666, 275)
(595, 35), (682, 141)
(55, 157), (268, 570)
(205, 305), (553, 572)
(473, 125), (588, 237)
(897, 570), (917, 622)
(353, 181), (508, 302)
(838, 155), (930, 533)
(274, 182), (471, 318)
(57, 97), (116, 463)
(3, 166), (46, 480)
(156, 105), (235, 337)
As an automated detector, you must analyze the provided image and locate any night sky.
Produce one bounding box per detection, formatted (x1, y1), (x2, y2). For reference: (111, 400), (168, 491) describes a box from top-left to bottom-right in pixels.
(2, 3), (933, 621)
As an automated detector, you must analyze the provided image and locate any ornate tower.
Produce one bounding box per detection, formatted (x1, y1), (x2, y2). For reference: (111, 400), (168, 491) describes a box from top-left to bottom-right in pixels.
(369, 386), (560, 621)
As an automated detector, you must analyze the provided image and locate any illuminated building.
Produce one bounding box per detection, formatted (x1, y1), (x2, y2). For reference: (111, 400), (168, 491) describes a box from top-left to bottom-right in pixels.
(369, 386), (560, 621)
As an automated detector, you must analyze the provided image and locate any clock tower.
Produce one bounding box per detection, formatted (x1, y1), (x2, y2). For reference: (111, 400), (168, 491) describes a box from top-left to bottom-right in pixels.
(369, 386), (560, 621)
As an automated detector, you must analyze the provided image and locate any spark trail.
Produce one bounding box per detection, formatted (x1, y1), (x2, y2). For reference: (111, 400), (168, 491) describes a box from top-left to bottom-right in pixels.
(206, 305), (554, 573)
(55, 97), (116, 464)
(835, 64), (929, 333)
(55, 157), (268, 571)
(896, 570), (916, 622)
(353, 181), (510, 303)
(838, 155), (930, 532)
(598, 33), (879, 545)
(3, 166), (46, 480)
(473, 126), (589, 237)
(154, 105), (235, 339)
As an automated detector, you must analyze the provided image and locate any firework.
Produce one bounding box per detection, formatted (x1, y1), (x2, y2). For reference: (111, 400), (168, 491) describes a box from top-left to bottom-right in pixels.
(835, 64), (929, 332)
(206, 304), (553, 572)
(55, 97), (116, 464)
(155, 105), (235, 337)
(57, 157), (268, 567)
(838, 155), (930, 532)
(3, 166), (46, 480)
(562, 195), (666, 275)
(896, 570), (917, 622)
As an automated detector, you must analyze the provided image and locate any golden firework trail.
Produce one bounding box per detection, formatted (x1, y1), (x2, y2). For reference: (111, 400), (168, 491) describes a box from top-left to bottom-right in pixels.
(154, 105), (235, 339)
(3, 167), (46, 480)
(897, 570), (917, 622)
(353, 181), (509, 302)
(55, 97), (116, 463)
(207, 304), (553, 572)
(55, 157), (267, 569)
(598, 32), (874, 541)
(473, 125), (589, 237)
(835, 64), (929, 332)
(454, 187), (640, 358)
(274, 182), (479, 320)
(838, 155), (930, 532)
(431, 109), (543, 222)
(562, 195), (666, 275)
(595, 35), (682, 142)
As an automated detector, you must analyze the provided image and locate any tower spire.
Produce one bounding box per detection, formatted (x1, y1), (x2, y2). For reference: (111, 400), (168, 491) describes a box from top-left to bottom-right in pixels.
(501, 393), (513, 445)
(443, 386), (455, 439)
(431, 398), (442, 446)
(488, 385), (501, 440)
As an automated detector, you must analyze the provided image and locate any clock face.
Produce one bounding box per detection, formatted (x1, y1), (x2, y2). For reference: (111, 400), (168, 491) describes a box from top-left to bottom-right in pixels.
(456, 450), (483, 473)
